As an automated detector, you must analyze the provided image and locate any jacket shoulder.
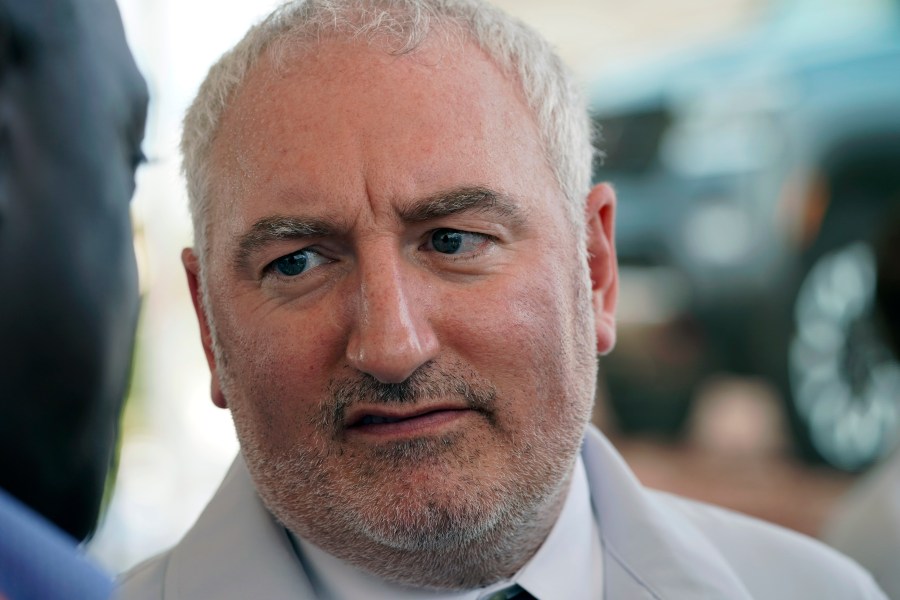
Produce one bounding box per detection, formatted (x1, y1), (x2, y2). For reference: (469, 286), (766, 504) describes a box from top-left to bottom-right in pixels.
(115, 552), (170, 600)
(652, 491), (887, 599)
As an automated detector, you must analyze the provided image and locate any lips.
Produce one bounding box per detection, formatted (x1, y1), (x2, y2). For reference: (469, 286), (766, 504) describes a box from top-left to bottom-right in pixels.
(347, 405), (467, 428)
(344, 404), (473, 436)
(358, 414), (415, 425)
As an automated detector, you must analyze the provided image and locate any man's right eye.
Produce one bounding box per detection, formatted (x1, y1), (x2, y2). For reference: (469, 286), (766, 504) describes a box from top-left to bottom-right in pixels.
(267, 249), (328, 277)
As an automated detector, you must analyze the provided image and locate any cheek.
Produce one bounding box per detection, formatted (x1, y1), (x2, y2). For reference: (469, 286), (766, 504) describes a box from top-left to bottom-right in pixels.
(212, 294), (348, 431)
(441, 264), (584, 392)
(218, 285), (347, 364)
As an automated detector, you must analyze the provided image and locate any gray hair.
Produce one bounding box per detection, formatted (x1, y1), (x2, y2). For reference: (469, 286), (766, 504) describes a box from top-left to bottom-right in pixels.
(182, 0), (595, 260)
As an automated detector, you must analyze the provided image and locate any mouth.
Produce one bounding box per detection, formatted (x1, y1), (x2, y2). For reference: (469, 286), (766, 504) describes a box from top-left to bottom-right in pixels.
(345, 405), (475, 438)
(357, 414), (421, 425)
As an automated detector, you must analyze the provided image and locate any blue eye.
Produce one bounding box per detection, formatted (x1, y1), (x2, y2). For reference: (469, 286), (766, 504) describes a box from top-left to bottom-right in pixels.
(426, 229), (493, 257)
(267, 248), (332, 278)
(272, 250), (310, 276)
(431, 229), (463, 254)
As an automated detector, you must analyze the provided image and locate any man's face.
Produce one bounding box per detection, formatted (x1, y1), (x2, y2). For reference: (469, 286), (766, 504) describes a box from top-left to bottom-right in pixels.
(0, 0), (147, 539)
(188, 36), (616, 587)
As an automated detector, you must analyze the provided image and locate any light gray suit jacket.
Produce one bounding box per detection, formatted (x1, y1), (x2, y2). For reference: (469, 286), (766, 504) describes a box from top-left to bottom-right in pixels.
(118, 427), (886, 599)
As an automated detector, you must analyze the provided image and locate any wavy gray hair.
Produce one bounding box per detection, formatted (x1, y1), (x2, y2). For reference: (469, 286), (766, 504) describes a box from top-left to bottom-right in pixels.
(182, 0), (595, 261)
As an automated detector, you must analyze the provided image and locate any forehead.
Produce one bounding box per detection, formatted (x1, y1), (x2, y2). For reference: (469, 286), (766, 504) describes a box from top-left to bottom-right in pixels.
(207, 35), (562, 237)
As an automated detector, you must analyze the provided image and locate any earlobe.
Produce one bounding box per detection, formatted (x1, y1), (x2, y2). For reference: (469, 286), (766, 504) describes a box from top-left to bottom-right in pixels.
(585, 183), (618, 355)
(182, 248), (227, 409)
(210, 377), (227, 410)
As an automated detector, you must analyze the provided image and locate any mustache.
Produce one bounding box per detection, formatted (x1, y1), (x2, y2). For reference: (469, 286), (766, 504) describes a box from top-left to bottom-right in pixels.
(322, 362), (497, 432)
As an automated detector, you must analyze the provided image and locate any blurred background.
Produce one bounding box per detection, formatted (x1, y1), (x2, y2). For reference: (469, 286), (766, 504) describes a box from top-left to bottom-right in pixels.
(89, 0), (900, 574)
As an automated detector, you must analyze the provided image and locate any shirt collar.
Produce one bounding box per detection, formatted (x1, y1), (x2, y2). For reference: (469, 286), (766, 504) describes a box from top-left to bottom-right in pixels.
(292, 455), (602, 600)
(516, 453), (602, 600)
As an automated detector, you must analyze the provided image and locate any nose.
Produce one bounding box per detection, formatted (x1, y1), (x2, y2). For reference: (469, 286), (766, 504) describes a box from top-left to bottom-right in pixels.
(345, 248), (440, 383)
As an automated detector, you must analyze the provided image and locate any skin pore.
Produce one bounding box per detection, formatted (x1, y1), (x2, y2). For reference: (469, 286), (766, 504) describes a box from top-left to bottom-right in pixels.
(184, 33), (617, 589)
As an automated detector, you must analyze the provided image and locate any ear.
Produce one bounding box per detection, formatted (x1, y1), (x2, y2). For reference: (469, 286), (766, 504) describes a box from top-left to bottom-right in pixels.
(182, 248), (228, 409)
(585, 182), (618, 355)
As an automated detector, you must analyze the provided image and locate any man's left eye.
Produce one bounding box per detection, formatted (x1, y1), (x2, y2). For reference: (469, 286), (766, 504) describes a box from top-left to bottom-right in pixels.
(426, 229), (487, 255)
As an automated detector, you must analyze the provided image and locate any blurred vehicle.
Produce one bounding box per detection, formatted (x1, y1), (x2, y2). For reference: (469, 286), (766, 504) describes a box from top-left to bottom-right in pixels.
(591, 0), (900, 470)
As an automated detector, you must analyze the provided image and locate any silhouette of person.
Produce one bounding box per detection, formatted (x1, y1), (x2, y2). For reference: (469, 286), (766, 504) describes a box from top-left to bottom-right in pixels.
(0, 0), (147, 596)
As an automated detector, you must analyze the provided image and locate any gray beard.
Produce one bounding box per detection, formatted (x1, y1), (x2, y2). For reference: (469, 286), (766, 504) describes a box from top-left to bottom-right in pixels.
(231, 363), (584, 589)
(253, 439), (574, 589)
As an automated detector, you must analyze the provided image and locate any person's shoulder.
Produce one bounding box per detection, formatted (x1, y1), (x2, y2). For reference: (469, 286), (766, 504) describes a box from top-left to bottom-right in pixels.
(115, 552), (170, 600)
(650, 490), (887, 599)
(0, 489), (114, 600)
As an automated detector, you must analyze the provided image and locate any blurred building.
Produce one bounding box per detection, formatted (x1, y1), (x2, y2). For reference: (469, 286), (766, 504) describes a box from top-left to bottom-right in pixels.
(591, 0), (900, 471)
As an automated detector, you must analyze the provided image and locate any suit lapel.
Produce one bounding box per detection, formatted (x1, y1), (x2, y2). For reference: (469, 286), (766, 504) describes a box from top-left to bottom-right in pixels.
(161, 456), (318, 599)
(582, 428), (753, 599)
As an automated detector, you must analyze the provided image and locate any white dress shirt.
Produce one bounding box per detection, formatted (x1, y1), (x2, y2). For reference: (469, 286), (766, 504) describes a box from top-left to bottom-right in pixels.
(292, 455), (602, 600)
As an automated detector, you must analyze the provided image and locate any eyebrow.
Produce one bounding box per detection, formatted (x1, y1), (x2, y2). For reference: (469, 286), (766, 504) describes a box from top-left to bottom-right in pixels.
(398, 186), (527, 225)
(234, 216), (338, 270)
(232, 185), (526, 270)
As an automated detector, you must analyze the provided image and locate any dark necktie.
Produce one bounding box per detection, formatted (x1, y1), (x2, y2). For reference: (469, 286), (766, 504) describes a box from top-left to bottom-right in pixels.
(484, 585), (537, 600)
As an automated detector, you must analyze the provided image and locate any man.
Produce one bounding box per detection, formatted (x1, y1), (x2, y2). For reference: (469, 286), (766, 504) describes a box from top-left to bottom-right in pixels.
(120, 0), (885, 597)
(0, 0), (148, 597)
